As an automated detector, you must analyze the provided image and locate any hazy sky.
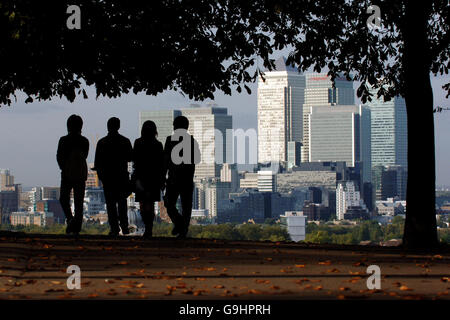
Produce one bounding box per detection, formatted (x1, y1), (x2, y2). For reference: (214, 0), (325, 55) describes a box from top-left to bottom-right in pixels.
(0, 69), (448, 187)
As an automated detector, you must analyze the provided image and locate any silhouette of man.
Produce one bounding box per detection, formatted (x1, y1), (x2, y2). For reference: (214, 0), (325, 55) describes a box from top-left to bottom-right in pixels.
(163, 116), (200, 238)
(57, 114), (89, 235)
(94, 117), (133, 236)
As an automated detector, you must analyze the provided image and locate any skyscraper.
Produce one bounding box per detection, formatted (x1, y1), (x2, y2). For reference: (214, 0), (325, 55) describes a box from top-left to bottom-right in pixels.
(308, 105), (371, 183)
(257, 57), (305, 164)
(181, 106), (232, 180)
(366, 92), (407, 168)
(301, 73), (355, 162)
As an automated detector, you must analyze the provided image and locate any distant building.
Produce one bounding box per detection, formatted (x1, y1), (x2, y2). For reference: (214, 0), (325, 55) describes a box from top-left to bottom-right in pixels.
(217, 190), (265, 223)
(0, 169), (14, 191)
(366, 90), (407, 168)
(257, 171), (277, 192)
(35, 199), (65, 224)
(302, 201), (331, 221)
(220, 163), (239, 192)
(287, 141), (302, 169)
(372, 165), (407, 200)
(10, 211), (54, 227)
(86, 164), (101, 188)
(336, 181), (368, 220)
(239, 172), (258, 189)
(182, 106), (232, 180)
(280, 211), (307, 242)
(308, 187), (322, 204)
(257, 57), (305, 164)
(308, 105), (371, 183)
(0, 184), (20, 224)
(191, 209), (209, 219)
(375, 197), (406, 216)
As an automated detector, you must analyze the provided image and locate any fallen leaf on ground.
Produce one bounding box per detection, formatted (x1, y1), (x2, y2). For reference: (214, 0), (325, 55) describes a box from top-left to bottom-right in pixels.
(318, 260), (332, 265)
(400, 285), (413, 291)
(295, 264), (305, 268)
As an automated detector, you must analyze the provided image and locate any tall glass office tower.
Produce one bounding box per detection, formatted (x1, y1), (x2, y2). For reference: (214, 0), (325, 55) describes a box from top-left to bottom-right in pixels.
(301, 73), (355, 162)
(366, 92), (407, 168)
(181, 106), (233, 180)
(308, 105), (371, 183)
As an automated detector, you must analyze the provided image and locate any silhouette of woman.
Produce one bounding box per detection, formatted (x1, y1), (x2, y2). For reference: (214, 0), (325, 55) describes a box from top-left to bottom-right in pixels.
(132, 120), (165, 238)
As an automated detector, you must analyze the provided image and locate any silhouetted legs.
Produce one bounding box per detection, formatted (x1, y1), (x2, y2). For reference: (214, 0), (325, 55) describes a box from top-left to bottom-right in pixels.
(140, 200), (155, 238)
(104, 186), (129, 235)
(164, 181), (193, 238)
(60, 179), (85, 234)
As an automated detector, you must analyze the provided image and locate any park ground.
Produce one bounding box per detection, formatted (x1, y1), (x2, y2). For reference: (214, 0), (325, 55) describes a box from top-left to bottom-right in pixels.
(0, 231), (449, 300)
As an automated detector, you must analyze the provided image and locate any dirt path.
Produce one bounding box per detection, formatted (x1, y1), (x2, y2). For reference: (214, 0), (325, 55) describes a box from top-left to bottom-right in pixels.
(0, 232), (449, 300)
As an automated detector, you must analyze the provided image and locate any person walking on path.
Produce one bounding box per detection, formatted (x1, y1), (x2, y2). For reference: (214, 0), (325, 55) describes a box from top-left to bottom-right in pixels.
(132, 120), (165, 239)
(163, 116), (200, 239)
(57, 114), (89, 235)
(94, 117), (133, 236)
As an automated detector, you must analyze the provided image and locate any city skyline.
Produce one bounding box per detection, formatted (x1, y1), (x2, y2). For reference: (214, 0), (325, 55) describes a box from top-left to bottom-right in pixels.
(0, 69), (448, 187)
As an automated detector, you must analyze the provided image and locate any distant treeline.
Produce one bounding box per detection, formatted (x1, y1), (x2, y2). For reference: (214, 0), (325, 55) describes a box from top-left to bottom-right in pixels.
(1, 218), (448, 244)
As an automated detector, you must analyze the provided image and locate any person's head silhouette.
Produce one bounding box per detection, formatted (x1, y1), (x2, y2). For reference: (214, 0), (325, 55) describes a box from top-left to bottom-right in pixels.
(141, 120), (158, 139)
(67, 114), (83, 134)
(173, 116), (189, 130)
(107, 117), (120, 133)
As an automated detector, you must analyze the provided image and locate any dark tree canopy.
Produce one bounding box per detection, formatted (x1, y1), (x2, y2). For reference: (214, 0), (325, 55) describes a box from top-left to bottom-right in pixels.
(0, 0), (281, 104)
(1, 0), (449, 248)
(0, 1), (448, 104)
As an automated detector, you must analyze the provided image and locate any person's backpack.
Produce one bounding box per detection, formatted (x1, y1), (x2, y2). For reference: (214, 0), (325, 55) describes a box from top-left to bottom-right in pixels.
(64, 147), (87, 181)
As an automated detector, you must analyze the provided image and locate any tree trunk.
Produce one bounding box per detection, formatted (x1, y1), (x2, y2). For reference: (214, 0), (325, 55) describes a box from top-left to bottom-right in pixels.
(402, 1), (439, 249)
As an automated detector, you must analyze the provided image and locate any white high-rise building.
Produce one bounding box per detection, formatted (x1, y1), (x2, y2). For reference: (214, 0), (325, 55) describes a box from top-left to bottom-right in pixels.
(257, 57), (305, 164)
(336, 181), (365, 220)
(308, 105), (371, 183)
(366, 92), (407, 168)
(181, 106), (232, 180)
(256, 58), (355, 165)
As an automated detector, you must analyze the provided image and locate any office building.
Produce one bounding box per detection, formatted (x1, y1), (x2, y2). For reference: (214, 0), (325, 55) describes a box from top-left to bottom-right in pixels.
(308, 105), (371, 183)
(287, 141), (302, 169)
(220, 163), (239, 192)
(257, 57), (305, 164)
(239, 172), (258, 189)
(10, 211), (54, 227)
(336, 181), (368, 220)
(35, 199), (65, 224)
(372, 165), (407, 201)
(181, 106), (232, 179)
(302, 202), (331, 221)
(301, 73), (355, 162)
(0, 169), (14, 191)
(257, 171), (277, 192)
(366, 91), (407, 168)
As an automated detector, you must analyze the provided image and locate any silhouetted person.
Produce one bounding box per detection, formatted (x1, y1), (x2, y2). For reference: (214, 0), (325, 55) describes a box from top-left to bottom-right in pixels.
(94, 117), (133, 236)
(57, 114), (89, 235)
(132, 121), (165, 239)
(163, 116), (200, 238)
